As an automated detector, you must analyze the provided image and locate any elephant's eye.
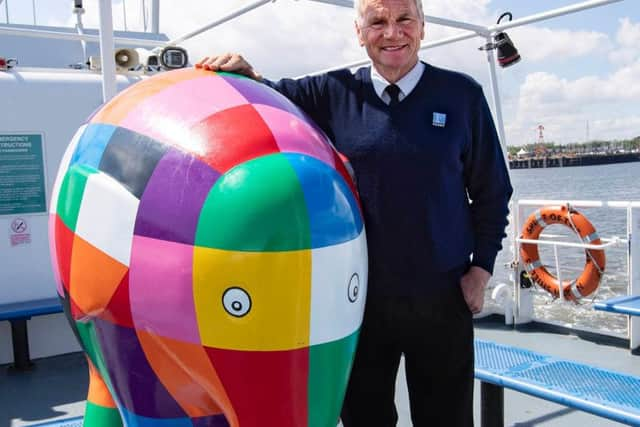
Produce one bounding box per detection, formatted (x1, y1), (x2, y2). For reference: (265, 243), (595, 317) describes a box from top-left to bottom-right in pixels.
(347, 273), (360, 303)
(222, 287), (252, 317)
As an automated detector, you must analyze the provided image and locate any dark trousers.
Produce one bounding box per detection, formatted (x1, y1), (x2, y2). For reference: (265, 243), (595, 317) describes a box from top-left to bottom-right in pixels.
(341, 274), (474, 427)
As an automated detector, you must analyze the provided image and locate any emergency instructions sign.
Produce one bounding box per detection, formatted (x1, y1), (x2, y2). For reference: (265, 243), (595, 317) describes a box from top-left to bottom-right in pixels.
(0, 134), (47, 215)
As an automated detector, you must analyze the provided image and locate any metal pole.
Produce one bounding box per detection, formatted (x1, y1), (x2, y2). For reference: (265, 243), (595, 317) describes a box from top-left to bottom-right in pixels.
(4, 0), (9, 24)
(97, 0), (117, 103)
(31, 0), (36, 25)
(489, 0), (624, 33)
(122, 0), (127, 31)
(10, 319), (33, 371)
(0, 26), (163, 48)
(481, 382), (504, 427)
(629, 206), (640, 352)
(74, 3), (87, 65)
(304, 0), (353, 7)
(167, 0), (273, 46)
(484, 36), (509, 163)
(423, 14), (488, 35)
(151, 0), (159, 33)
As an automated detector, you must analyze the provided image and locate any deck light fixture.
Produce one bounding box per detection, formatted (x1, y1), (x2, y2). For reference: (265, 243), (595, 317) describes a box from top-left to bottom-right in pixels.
(480, 12), (521, 68)
(160, 46), (189, 70)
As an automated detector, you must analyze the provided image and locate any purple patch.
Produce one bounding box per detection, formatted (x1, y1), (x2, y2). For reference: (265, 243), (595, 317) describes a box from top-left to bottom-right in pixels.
(94, 318), (187, 418)
(220, 76), (305, 121)
(192, 414), (231, 427)
(134, 149), (220, 244)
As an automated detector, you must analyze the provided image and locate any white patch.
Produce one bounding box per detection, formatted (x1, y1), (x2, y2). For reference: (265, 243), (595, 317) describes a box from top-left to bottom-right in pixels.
(310, 230), (368, 345)
(74, 172), (139, 266)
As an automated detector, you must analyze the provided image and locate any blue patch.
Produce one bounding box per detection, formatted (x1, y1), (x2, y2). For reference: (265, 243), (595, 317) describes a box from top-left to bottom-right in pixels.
(432, 112), (447, 128)
(283, 153), (363, 248)
(70, 123), (115, 169)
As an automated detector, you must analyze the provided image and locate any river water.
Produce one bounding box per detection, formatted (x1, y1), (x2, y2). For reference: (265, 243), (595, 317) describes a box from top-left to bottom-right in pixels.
(490, 161), (640, 335)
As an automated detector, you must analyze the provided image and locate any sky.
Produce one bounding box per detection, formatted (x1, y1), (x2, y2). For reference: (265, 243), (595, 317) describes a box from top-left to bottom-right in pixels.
(2, 0), (639, 146)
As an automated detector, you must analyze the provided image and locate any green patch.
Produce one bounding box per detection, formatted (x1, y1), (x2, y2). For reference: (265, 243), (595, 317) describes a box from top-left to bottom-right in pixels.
(56, 164), (97, 231)
(308, 331), (360, 427)
(84, 401), (123, 427)
(196, 154), (311, 251)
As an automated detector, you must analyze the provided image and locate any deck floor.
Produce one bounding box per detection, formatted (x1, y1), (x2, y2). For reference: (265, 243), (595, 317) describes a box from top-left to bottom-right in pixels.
(3, 317), (639, 426)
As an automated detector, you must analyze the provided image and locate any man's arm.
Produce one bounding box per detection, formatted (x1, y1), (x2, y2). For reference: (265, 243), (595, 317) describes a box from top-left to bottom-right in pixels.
(196, 53), (329, 126)
(461, 87), (514, 314)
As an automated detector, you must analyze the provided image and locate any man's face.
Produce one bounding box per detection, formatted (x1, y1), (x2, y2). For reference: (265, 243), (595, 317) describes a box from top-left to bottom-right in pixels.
(356, 0), (425, 82)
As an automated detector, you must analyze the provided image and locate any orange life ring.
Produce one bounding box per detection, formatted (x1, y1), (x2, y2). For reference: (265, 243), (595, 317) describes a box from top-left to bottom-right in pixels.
(520, 205), (606, 301)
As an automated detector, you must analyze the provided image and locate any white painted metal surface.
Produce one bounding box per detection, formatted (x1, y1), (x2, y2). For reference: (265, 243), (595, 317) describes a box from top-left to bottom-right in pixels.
(0, 69), (140, 365)
(0, 69), (140, 301)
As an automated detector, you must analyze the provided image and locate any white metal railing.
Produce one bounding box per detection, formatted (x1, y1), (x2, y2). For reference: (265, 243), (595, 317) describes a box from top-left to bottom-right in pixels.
(511, 199), (640, 349)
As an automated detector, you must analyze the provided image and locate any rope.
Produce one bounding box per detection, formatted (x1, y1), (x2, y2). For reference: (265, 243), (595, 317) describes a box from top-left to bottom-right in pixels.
(565, 203), (605, 276)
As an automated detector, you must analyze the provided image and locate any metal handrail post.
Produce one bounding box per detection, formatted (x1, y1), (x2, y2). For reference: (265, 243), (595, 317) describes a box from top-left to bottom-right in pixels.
(97, 0), (117, 103)
(629, 206), (640, 351)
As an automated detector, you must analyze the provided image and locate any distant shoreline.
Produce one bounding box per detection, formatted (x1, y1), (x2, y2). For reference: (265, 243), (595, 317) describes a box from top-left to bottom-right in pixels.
(509, 152), (640, 169)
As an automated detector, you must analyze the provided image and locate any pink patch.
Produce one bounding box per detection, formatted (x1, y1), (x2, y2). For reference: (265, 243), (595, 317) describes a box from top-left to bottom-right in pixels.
(120, 76), (249, 148)
(129, 235), (200, 344)
(48, 214), (64, 297)
(254, 104), (335, 168)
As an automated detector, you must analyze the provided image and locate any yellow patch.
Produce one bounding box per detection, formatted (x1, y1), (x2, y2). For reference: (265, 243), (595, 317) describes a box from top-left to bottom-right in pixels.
(193, 247), (311, 351)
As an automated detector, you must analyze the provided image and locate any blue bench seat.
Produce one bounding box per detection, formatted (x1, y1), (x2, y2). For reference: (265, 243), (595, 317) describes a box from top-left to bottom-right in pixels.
(0, 297), (63, 370)
(475, 339), (640, 426)
(593, 295), (640, 316)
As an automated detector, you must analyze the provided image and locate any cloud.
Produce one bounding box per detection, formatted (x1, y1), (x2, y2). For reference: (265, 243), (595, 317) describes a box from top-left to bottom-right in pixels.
(609, 17), (640, 65)
(508, 57), (640, 144)
(506, 26), (610, 63)
(505, 17), (640, 144)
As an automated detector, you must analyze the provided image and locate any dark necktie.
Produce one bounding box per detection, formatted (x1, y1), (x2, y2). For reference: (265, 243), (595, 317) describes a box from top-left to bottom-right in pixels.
(385, 84), (401, 107)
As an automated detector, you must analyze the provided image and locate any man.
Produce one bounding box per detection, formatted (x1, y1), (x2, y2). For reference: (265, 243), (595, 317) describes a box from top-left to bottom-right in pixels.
(198, 0), (512, 425)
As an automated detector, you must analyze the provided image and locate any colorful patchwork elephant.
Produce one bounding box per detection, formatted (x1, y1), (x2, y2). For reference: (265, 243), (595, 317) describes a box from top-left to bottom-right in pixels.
(48, 69), (367, 427)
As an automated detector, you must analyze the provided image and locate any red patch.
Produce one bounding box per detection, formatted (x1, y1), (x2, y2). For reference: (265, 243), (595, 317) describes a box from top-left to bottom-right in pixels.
(99, 271), (135, 328)
(191, 105), (280, 173)
(204, 346), (309, 427)
(70, 295), (88, 321)
(333, 151), (362, 210)
(53, 215), (75, 293)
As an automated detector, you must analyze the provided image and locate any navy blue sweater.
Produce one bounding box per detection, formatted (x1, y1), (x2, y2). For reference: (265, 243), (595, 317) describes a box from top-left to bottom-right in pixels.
(266, 63), (512, 295)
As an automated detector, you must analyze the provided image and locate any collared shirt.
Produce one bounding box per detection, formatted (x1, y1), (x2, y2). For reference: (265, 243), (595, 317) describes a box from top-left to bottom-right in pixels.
(370, 61), (426, 105)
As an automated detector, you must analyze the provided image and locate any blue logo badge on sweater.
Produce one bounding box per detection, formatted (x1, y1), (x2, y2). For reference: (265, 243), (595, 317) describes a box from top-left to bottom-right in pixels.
(432, 112), (447, 128)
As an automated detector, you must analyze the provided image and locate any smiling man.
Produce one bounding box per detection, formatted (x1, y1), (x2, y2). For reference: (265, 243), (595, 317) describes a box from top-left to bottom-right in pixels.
(198, 0), (512, 425)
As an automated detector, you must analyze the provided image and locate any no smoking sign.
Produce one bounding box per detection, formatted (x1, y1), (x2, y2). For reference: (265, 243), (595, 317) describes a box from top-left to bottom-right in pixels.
(9, 217), (31, 246)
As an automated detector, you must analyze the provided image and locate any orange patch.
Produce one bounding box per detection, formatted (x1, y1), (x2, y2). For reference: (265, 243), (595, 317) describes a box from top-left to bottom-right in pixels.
(91, 68), (209, 125)
(136, 330), (238, 425)
(87, 357), (117, 408)
(69, 235), (128, 317)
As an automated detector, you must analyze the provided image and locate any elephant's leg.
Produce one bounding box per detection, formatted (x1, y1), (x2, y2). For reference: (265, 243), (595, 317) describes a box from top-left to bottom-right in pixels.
(83, 357), (123, 427)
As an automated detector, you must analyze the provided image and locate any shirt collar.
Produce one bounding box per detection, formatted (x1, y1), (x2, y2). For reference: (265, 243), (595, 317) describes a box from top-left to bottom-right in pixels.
(371, 61), (425, 104)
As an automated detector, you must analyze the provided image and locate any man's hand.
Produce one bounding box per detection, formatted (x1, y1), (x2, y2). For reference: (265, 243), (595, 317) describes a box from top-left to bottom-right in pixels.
(196, 53), (262, 80)
(459, 266), (491, 315)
